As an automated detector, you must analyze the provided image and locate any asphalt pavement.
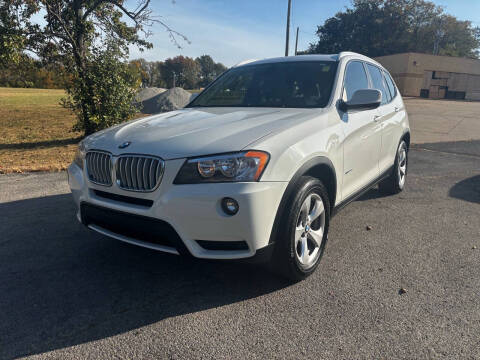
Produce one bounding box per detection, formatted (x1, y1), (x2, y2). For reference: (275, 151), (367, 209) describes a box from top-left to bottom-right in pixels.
(1, 140), (479, 359)
(405, 98), (480, 144)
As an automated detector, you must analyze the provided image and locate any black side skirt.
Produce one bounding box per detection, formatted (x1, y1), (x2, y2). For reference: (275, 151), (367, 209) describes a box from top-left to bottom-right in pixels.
(332, 165), (394, 217)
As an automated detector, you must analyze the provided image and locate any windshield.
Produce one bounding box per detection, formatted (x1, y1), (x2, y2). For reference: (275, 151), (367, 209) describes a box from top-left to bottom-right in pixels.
(188, 61), (338, 108)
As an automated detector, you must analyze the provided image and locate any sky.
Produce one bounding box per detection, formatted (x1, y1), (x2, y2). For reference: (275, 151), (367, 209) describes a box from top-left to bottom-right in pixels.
(129, 0), (480, 66)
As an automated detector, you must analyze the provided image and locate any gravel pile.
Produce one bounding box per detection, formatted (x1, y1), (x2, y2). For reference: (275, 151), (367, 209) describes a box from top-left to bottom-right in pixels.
(138, 87), (195, 114)
(135, 87), (166, 103)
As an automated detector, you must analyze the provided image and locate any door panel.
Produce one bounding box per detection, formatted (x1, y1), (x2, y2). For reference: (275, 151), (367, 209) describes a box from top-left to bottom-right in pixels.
(379, 71), (405, 172)
(341, 61), (383, 200)
(379, 98), (405, 171)
(341, 108), (382, 199)
(365, 64), (399, 175)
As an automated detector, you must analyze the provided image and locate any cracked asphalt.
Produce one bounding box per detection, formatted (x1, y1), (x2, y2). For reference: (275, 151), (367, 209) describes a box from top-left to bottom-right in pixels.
(1, 140), (479, 359)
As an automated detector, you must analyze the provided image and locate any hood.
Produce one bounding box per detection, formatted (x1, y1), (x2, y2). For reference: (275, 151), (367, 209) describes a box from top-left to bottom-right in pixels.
(84, 107), (324, 159)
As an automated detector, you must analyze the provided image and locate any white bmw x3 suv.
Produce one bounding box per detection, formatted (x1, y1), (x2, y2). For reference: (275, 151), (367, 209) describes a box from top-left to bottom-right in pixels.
(68, 52), (410, 280)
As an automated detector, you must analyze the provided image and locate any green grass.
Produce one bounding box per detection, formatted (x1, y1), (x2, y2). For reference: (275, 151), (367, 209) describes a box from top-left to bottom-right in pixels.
(0, 87), (67, 106)
(0, 87), (149, 173)
(0, 87), (81, 173)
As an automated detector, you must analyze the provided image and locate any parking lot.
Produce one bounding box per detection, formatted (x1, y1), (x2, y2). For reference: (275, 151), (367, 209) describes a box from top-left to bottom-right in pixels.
(1, 99), (479, 359)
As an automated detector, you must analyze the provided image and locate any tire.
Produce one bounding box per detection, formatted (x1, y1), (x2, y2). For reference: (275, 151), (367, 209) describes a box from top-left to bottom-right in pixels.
(271, 176), (330, 281)
(379, 139), (408, 195)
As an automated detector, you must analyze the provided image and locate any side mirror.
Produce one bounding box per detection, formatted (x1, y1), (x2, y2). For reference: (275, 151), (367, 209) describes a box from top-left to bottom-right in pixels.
(338, 89), (382, 112)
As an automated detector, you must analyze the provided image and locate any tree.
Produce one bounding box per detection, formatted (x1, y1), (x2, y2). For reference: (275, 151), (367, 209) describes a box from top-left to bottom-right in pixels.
(63, 43), (141, 132)
(307, 0), (480, 59)
(195, 55), (215, 87)
(1, 0), (187, 136)
(129, 59), (150, 87)
(435, 15), (480, 57)
(129, 58), (165, 88)
(161, 56), (200, 89)
(0, 53), (67, 88)
(214, 62), (228, 78)
(151, 61), (166, 88)
(195, 55), (227, 87)
(129, 56), (227, 89)
(0, 0), (29, 67)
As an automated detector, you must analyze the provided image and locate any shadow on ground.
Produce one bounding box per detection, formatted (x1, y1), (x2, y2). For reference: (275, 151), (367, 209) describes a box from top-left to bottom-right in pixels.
(356, 187), (385, 201)
(412, 140), (480, 158)
(0, 137), (81, 150)
(449, 175), (480, 204)
(0, 194), (289, 359)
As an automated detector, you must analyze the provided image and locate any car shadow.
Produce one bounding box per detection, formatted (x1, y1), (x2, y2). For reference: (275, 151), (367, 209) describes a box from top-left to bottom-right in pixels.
(0, 194), (290, 359)
(449, 175), (480, 204)
(354, 186), (386, 201)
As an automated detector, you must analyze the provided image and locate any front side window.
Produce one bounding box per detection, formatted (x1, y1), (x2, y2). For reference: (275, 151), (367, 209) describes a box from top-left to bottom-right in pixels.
(343, 61), (369, 101)
(188, 61), (338, 109)
(367, 64), (390, 104)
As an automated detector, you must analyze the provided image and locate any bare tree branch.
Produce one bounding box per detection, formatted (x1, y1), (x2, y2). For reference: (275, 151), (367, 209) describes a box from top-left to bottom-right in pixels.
(95, 0), (190, 48)
(105, 0), (151, 25)
(152, 17), (191, 48)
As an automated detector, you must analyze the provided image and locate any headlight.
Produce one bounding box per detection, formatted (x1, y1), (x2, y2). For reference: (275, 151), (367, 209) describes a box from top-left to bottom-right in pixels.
(73, 140), (86, 169)
(174, 151), (269, 184)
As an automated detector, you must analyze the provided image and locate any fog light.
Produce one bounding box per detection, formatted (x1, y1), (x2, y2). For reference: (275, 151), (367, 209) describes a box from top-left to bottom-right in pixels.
(221, 197), (239, 215)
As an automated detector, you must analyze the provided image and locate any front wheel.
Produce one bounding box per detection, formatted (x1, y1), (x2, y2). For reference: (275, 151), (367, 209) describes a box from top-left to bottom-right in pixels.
(272, 176), (330, 281)
(379, 140), (408, 195)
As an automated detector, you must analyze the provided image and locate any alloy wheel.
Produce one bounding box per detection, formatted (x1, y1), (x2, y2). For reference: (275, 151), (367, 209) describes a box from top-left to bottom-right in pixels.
(294, 193), (326, 269)
(398, 142), (407, 188)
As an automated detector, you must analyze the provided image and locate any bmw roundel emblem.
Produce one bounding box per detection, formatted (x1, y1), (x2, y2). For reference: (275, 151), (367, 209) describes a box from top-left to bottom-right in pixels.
(118, 141), (131, 149)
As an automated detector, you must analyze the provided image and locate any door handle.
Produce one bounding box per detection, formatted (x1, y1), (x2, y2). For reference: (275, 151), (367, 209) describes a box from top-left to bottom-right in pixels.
(373, 115), (381, 122)
(394, 107), (400, 112)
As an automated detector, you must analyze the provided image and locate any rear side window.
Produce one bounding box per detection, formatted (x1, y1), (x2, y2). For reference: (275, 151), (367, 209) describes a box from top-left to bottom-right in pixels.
(343, 61), (369, 101)
(366, 64), (390, 104)
(383, 71), (397, 99)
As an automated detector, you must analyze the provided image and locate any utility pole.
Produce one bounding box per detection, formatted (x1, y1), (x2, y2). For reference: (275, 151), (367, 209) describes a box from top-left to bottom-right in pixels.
(172, 71), (176, 88)
(285, 0), (292, 56)
(294, 26), (299, 56)
(433, 16), (446, 56)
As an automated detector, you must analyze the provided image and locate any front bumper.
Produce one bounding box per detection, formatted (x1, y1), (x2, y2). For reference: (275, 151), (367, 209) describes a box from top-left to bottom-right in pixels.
(68, 159), (287, 259)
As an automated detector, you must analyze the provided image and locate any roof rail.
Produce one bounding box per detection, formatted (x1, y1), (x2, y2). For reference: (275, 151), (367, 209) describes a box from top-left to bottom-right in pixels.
(338, 51), (364, 59)
(233, 59), (259, 67)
